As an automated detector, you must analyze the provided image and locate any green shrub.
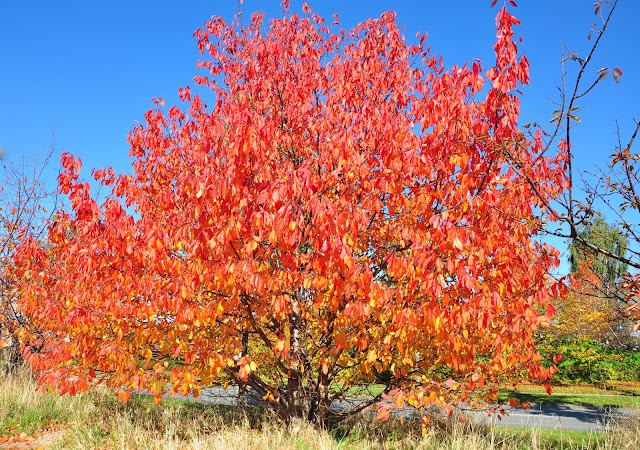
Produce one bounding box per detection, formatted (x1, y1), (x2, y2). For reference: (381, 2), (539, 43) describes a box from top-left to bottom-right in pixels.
(537, 336), (640, 383)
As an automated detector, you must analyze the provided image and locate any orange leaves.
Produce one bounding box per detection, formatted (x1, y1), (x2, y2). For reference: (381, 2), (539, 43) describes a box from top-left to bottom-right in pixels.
(238, 358), (257, 381)
(117, 391), (131, 403)
(376, 404), (392, 422)
(274, 295), (287, 314)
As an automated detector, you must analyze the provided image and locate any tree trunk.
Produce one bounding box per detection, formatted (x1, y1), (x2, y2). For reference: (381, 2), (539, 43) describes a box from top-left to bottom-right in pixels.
(287, 301), (305, 420)
(313, 371), (331, 426)
(3, 341), (23, 374)
(237, 331), (249, 407)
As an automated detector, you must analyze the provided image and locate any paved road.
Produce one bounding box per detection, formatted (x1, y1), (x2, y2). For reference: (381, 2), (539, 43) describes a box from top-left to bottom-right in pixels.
(466, 403), (631, 432)
(145, 386), (631, 432)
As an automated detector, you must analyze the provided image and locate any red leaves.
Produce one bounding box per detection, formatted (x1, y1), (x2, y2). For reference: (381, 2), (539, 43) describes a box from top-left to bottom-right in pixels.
(612, 67), (623, 82)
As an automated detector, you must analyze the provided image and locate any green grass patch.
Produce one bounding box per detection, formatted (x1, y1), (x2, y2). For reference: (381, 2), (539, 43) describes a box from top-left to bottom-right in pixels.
(512, 382), (640, 396)
(500, 388), (640, 409)
(496, 427), (608, 449)
(340, 383), (386, 397)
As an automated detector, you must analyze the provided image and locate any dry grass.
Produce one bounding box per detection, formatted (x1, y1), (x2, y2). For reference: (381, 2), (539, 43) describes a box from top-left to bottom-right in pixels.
(1, 365), (639, 449)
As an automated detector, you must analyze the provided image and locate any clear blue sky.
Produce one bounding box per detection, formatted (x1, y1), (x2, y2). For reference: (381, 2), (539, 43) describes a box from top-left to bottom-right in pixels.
(1, 0), (638, 274)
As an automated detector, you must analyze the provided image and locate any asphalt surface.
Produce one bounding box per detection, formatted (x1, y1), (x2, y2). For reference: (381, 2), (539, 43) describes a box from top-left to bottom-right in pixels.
(144, 386), (632, 432)
(466, 403), (632, 432)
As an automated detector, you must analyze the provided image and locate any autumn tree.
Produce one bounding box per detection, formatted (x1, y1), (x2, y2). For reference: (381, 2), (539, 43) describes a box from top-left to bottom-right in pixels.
(0, 145), (60, 370)
(13, 2), (566, 426)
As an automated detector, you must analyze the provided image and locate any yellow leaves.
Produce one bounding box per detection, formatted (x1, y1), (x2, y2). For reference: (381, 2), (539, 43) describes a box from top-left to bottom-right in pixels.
(345, 235), (354, 247)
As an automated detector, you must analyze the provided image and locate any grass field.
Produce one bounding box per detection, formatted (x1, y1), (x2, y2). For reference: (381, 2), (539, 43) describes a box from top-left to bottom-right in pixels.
(1, 366), (640, 449)
(499, 383), (640, 409)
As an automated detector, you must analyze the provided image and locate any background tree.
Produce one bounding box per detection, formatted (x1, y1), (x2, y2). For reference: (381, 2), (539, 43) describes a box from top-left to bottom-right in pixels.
(13, 3), (565, 427)
(501, 0), (640, 328)
(552, 257), (617, 343)
(560, 216), (635, 345)
(569, 216), (628, 290)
